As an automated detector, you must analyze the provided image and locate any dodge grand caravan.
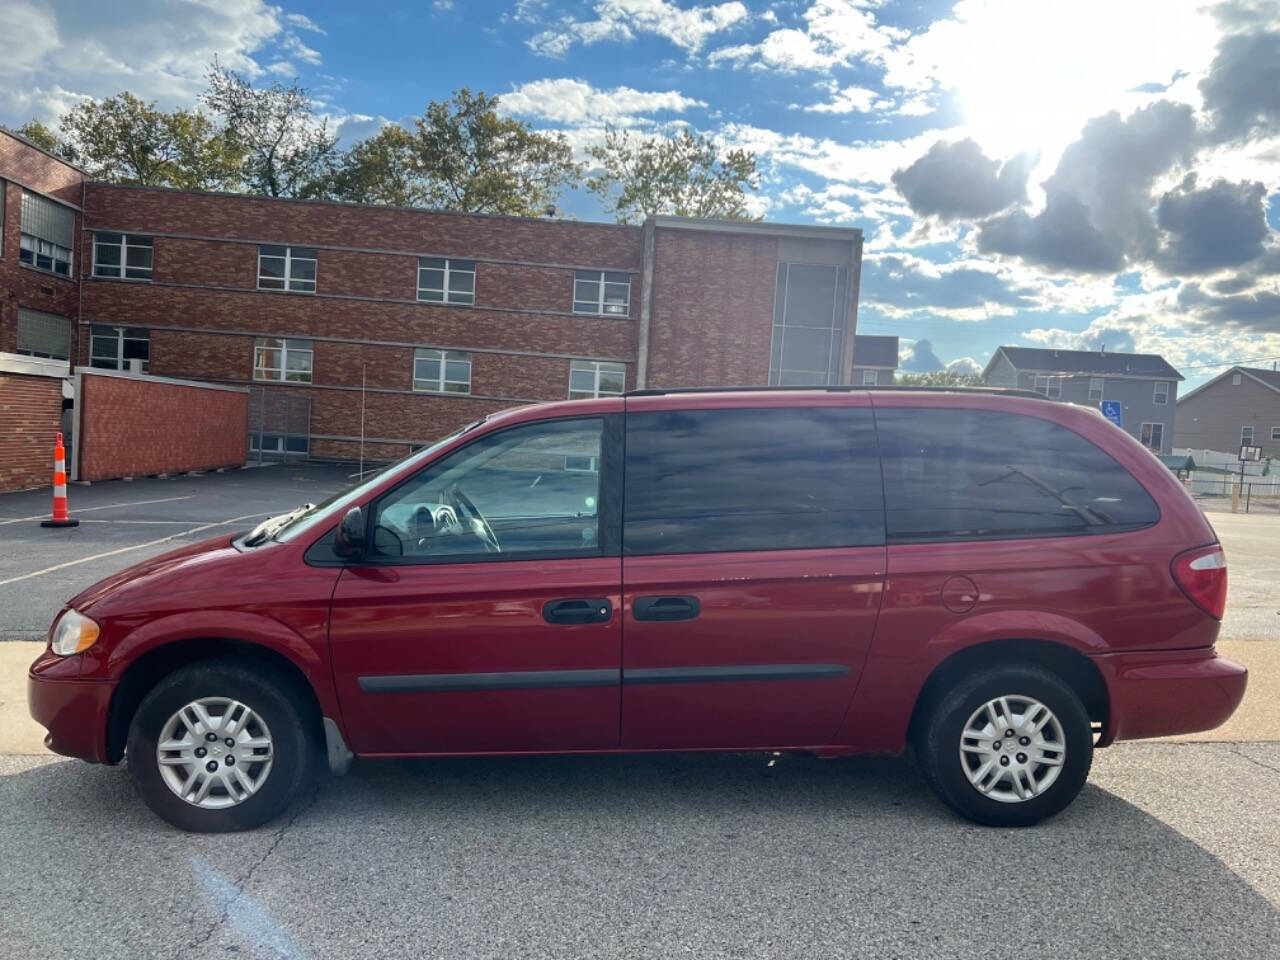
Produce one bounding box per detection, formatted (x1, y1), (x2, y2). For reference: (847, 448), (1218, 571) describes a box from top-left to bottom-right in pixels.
(29, 388), (1246, 831)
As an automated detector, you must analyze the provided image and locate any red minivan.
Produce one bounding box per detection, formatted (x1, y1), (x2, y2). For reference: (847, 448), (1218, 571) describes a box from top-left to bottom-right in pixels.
(29, 388), (1246, 831)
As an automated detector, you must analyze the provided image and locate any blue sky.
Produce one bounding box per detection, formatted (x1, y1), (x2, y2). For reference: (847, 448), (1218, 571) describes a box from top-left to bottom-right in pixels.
(3, 0), (1278, 387)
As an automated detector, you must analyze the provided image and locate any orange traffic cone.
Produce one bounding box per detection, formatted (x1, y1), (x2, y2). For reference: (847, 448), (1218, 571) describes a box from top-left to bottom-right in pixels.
(41, 432), (79, 528)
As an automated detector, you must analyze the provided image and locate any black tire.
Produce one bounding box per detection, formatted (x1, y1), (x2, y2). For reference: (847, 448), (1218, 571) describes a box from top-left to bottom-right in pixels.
(916, 663), (1092, 827)
(127, 660), (316, 832)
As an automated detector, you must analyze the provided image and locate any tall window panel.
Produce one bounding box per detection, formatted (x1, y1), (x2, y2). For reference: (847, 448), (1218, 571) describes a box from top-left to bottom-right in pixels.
(768, 263), (849, 385)
(568, 360), (626, 399)
(93, 232), (154, 280)
(413, 348), (472, 394)
(253, 338), (313, 382)
(258, 245), (316, 292)
(417, 258), (476, 305)
(90, 325), (150, 371)
(19, 190), (74, 277)
(16, 309), (71, 361)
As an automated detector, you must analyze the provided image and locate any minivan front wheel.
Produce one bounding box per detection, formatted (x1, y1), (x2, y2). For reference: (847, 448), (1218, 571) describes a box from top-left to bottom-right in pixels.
(127, 661), (314, 832)
(917, 664), (1092, 827)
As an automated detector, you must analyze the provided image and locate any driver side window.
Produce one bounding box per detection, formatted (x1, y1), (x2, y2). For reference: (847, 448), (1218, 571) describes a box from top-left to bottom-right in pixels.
(370, 418), (605, 561)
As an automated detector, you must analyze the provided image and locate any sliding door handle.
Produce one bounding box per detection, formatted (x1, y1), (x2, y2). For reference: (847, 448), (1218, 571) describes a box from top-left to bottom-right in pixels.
(543, 598), (612, 625)
(633, 595), (700, 622)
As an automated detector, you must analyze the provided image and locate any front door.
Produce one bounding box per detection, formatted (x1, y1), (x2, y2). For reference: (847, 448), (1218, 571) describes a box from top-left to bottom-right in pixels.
(619, 399), (887, 750)
(329, 414), (623, 755)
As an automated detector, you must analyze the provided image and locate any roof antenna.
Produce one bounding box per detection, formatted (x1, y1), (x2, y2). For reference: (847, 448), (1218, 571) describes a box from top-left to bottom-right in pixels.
(1100, 343), (1106, 354)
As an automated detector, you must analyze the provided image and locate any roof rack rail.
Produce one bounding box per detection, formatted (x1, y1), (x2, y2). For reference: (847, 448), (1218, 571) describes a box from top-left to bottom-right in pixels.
(625, 384), (1052, 401)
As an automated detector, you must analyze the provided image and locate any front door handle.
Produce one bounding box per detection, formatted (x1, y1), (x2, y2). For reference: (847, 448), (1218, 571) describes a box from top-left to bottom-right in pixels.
(543, 597), (612, 625)
(633, 595), (700, 622)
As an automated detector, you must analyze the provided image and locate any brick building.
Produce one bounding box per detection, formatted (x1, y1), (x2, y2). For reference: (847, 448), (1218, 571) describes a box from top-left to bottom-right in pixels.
(1, 129), (864, 463)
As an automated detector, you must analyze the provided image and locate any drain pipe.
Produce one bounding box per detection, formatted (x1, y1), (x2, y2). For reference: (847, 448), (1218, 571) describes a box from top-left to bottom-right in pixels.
(636, 217), (655, 389)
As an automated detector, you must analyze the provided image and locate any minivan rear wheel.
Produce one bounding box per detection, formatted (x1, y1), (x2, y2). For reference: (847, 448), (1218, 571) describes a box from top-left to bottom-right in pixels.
(917, 664), (1092, 827)
(127, 661), (315, 832)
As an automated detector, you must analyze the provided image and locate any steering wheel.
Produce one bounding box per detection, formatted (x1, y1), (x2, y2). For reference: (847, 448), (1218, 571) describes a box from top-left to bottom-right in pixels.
(443, 484), (501, 553)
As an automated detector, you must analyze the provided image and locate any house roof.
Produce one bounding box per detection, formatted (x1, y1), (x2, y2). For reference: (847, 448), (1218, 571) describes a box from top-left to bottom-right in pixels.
(1177, 365), (1280, 404)
(852, 335), (899, 368)
(985, 346), (1183, 381)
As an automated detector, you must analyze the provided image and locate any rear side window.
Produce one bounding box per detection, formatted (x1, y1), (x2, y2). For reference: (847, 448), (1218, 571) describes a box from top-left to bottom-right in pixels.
(876, 408), (1159, 543)
(624, 407), (884, 554)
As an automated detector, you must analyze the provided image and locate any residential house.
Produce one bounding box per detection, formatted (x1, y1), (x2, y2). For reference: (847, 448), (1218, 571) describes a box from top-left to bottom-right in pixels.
(1174, 366), (1280, 459)
(851, 335), (899, 385)
(982, 346), (1183, 454)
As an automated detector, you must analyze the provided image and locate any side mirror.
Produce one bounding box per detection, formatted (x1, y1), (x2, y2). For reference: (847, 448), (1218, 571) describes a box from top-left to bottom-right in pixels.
(334, 506), (366, 559)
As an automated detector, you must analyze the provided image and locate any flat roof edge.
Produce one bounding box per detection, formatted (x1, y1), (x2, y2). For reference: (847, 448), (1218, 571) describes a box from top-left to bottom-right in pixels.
(650, 215), (862, 241)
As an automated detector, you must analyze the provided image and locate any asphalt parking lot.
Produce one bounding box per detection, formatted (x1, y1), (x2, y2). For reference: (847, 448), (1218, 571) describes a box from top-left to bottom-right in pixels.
(1, 467), (1279, 958)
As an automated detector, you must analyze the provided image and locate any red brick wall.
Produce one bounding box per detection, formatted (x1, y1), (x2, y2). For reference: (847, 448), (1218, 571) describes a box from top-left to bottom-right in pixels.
(1, 179), (82, 356)
(0, 370), (64, 491)
(646, 228), (779, 388)
(0, 131), (84, 204)
(77, 372), (247, 481)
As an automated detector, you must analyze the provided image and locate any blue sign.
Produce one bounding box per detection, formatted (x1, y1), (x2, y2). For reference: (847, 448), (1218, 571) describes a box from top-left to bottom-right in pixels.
(1101, 401), (1123, 428)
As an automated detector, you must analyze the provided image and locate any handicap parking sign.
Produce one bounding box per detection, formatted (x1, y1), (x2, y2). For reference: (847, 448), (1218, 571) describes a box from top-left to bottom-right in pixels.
(1101, 400), (1122, 428)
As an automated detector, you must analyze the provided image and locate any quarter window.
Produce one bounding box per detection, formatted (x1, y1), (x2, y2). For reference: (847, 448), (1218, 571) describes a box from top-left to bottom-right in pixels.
(1141, 422), (1164, 450)
(90, 325), (150, 372)
(253, 338), (313, 382)
(877, 408), (1160, 543)
(1088, 378), (1104, 403)
(413, 348), (471, 394)
(18, 190), (73, 277)
(16, 308), (71, 361)
(93, 232), (153, 280)
(623, 407), (884, 555)
(258, 245), (316, 292)
(417, 257), (475, 305)
(568, 360), (626, 399)
(1241, 425), (1255, 446)
(371, 418), (607, 561)
(1153, 381), (1169, 405)
(1033, 375), (1062, 399)
(573, 270), (630, 316)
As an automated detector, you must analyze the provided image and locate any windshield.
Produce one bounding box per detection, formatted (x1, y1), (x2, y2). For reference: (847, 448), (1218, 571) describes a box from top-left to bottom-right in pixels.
(272, 419), (484, 543)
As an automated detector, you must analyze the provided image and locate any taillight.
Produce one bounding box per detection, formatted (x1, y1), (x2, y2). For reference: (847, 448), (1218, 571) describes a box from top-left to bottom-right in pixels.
(1171, 545), (1227, 620)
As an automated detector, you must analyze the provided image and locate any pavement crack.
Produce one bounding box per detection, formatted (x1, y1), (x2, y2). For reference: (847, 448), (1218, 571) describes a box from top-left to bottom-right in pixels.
(178, 783), (322, 959)
(1228, 744), (1280, 779)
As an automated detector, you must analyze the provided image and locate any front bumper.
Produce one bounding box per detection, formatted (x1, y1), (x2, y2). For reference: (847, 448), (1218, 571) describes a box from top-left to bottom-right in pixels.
(28, 648), (114, 763)
(1093, 647), (1247, 746)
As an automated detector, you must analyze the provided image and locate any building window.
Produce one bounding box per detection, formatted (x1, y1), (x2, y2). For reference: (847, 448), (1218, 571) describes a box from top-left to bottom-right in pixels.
(1033, 375), (1062, 399)
(413, 348), (471, 394)
(573, 270), (630, 316)
(93, 232), (153, 280)
(90, 325), (149, 372)
(1272, 427), (1280, 442)
(417, 257), (475, 305)
(1242, 425), (1255, 446)
(568, 360), (626, 399)
(258, 245), (316, 292)
(1088, 378), (1104, 403)
(18, 190), (74, 277)
(1232, 373), (1242, 385)
(861, 369), (879, 386)
(1140, 422), (1164, 451)
(16, 309), (71, 361)
(253, 338), (313, 382)
(1153, 381), (1169, 405)
(769, 263), (849, 385)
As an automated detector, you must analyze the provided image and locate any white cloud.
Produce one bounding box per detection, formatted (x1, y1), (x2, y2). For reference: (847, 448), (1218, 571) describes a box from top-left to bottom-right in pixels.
(527, 0), (749, 58)
(284, 13), (326, 34)
(796, 83), (877, 114)
(503, 78), (706, 126)
(710, 0), (906, 72)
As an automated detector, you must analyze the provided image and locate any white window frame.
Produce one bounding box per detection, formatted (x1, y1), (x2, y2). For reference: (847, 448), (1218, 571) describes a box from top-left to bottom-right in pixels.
(1153, 381), (1169, 405)
(861, 369), (879, 386)
(564, 455), (599, 473)
(19, 233), (72, 276)
(573, 270), (631, 316)
(1088, 378), (1104, 403)
(1033, 374), (1062, 399)
(1232, 373), (1242, 385)
(253, 337), (313, 383)
(417, 257), (476, 305)
(89, 324), (150, 372)
(257, 245), (317, 293)
(16, 309), (71, 361)
(93, 232), (154, 281)
(568, 360), (626, 400)
(18, 190), (74, 277)
(1140, 422), (1164, 450)
(1241, 425), (1255, 446)
(413, 348), (472, 394)
(1271, 427), (1280, 442)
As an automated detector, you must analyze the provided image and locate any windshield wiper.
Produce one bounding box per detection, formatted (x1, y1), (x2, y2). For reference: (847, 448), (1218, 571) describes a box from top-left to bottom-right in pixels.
(243, 503), (315, 547)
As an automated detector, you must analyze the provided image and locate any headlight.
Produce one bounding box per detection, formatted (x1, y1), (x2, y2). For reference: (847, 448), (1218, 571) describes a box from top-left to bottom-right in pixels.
(49, 609), (100, 656)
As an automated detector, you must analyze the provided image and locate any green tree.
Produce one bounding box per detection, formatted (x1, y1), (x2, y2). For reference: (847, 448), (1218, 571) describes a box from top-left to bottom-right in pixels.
(9, 119), (69, 157)
(57, 92), (242, 190)
(203, 61), (337, 197)
(303, 124), (420, 206)
(894, 370), (984, 386)
(586, 127), (759, 224)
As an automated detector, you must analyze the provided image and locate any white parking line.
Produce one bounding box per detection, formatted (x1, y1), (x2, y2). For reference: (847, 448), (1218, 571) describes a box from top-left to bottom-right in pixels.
(0, 512), (269, 588)
(0, 496), (194, 526)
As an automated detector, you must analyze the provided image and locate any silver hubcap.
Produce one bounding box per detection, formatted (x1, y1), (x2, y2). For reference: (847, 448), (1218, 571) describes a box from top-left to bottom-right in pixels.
(156, 698), (274, 809)
(959, 695), (1065, 804)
